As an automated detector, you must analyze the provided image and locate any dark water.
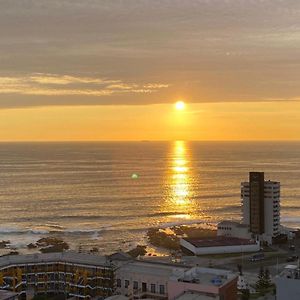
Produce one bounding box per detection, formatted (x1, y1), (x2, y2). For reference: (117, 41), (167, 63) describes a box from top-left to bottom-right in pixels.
(0, 141), (300, 253)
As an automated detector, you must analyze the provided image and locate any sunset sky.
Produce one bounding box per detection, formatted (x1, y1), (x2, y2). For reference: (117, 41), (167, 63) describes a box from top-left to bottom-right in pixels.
(1, 0), (300, 141)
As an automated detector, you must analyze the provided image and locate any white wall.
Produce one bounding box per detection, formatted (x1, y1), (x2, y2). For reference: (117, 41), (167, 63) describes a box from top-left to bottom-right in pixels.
(275, 277), (300, 300)
(180, 238), (260, 255)
(217, 222), (251, 239)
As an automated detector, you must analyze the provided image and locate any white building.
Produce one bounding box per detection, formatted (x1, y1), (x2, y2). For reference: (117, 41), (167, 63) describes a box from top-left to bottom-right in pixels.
(180, 236), (260, 255)
(275, 265), (300, 300)
(115, 259), (188, 299)
(217, 221), (251, 239)
(241, 172), (280, 244)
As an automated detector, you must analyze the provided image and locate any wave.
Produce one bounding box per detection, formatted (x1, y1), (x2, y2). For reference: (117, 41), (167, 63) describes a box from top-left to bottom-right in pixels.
(158, 219), (218, 229)
(0, 225), (112, 236)
(0, 227), (49, 235)
(281, 217), (300, 224)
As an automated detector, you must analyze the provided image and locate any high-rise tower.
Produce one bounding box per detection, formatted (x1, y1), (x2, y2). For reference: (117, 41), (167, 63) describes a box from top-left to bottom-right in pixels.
(241, 172), (280, 244)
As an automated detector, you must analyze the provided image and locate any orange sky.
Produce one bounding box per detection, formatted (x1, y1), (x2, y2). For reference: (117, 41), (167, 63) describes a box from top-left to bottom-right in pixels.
(1, 101), (300, 141)
(1, 1), (300, 141)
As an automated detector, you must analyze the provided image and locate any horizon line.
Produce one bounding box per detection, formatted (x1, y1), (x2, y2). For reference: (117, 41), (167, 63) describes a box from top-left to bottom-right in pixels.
(0, 139), (300, 143)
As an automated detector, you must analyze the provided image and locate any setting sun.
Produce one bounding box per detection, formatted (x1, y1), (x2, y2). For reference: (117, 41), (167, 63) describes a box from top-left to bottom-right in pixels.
(175, 101), (186, 111)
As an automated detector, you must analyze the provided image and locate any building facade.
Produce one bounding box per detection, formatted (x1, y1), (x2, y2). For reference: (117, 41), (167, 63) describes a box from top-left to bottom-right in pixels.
(241, 172), (280, 244)
(180, 237), (260, 255)
(0, 252), (238, 300)
(115, 260), (187, 299)
(217, 221), (251, 239)
(0, 252), (115, 299)
(168, 267), (237, 300)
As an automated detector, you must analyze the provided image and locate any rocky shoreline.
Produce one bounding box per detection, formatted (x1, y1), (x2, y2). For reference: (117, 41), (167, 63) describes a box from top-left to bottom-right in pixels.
(0, 224), (217, 258)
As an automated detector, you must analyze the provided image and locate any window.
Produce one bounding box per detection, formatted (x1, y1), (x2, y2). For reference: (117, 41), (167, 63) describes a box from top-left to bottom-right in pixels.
(159, 285), (165, 295)
(142, 282), (147, 292)
(151, 283), (156, 293)
(116, 279), (121, 288)
(125, 280), (130, 288)
(133, 281), (138, 290)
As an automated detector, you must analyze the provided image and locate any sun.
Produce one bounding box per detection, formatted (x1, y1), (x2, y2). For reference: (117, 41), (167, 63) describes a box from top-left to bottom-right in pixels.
(175, 101), (185, 111)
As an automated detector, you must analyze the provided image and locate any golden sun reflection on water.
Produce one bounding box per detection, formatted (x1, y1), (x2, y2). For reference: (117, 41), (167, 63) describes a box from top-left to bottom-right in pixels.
(161, 140), (198, 221)
(172, 141), (190, 207)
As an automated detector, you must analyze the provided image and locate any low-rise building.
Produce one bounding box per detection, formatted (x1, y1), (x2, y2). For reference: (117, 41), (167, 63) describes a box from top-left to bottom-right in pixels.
(274, 264), (300, 300)
(115, 260), (187, 299)
(174, 291), (220, 300)
(180, 236), (260, 255)
(0, 252), (115, 299)
(168, 267), (237, 300)
(0, 290), (18, 300)
(0, 252), (238, 300)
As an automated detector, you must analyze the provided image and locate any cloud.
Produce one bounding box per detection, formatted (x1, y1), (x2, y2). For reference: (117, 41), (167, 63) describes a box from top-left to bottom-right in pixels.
(0, 73), (169, 100)
(0, 1), (300, 108)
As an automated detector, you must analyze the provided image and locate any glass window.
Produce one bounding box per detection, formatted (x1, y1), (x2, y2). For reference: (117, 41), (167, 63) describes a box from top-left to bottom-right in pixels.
(116, 279), (121, 287)
(151, 283), (156, 293)
(125, 280), (130, 288)
(142, 282), (147, 292)
(133, 281), (138, 290)
(159, 285), (165, 295)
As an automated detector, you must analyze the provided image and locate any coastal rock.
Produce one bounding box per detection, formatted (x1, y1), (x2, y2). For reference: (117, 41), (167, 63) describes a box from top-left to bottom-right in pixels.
(0, 240), (10, 249)
(147, 228), (180, 250)
(36, 237), (69, 253)
(127, 245), (147, 258)
(27, 243), (38, 249)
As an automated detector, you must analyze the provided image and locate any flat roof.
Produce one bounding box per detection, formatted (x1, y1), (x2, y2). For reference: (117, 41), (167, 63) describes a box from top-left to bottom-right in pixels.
(119, 261), (187, 277)
(0, 290), (18, 300)
(171, 267), (237, 288)
(183, 236), (256, 248)
(175, 291), (219, 300)
(217, 221), (248, 228)
(0, 252), (111, 269)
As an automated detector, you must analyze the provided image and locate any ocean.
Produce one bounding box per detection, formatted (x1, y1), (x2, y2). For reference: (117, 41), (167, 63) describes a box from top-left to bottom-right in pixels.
(0, 141), (300, 254)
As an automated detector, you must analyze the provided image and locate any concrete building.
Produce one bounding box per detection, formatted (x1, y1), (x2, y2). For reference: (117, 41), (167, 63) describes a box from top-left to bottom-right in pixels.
(274, 264), (300, 300)
(241, 172), (280, 244)
(115, 260), (187, 299)
(174, 291), (220, 300)
(180, 236), (260, 255)
(217, 221), (251, 239)
(0, 252), (238, 300)
(168, 267), (237, 300)
(0, 290), (18, 300)
(0, 252), (115, 299)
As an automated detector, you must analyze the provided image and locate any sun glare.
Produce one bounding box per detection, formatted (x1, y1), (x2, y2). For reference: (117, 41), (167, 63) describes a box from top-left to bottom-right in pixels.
(175, 101), (185, 111)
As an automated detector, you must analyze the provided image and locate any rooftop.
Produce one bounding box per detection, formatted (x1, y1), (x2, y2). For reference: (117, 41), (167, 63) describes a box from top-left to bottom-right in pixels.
(183, 236), (256, 248)
(0, 251), (112, 269)
(277, 264), (300, 280)
(171, 267), (237, 288)
(217, 221), (249, 228)
(0, 290), (18, 300)
(175, 291), (220, 300)
(119, 260), (188, 278)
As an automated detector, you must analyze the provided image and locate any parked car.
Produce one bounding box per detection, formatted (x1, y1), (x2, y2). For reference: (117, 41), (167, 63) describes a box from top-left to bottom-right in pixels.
(286, 255), (298, 262)
(289, 245), (295, 251)
(249, 253), (265, 262)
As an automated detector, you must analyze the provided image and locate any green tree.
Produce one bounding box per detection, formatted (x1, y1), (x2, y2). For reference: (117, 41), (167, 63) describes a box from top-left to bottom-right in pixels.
(256, 266), (266, 295)
(264, 268), (272, 289)
(241, 289), (250, 300)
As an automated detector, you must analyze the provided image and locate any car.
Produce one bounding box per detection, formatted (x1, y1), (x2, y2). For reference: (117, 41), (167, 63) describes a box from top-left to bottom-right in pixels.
(289, 245), (295, 251)
(286, 255), (299, 262)
(249, 253), (265, 262)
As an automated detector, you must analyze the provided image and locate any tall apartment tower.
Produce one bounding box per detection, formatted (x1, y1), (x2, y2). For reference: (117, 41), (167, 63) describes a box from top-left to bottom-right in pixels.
(241, 172), (280, 244)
